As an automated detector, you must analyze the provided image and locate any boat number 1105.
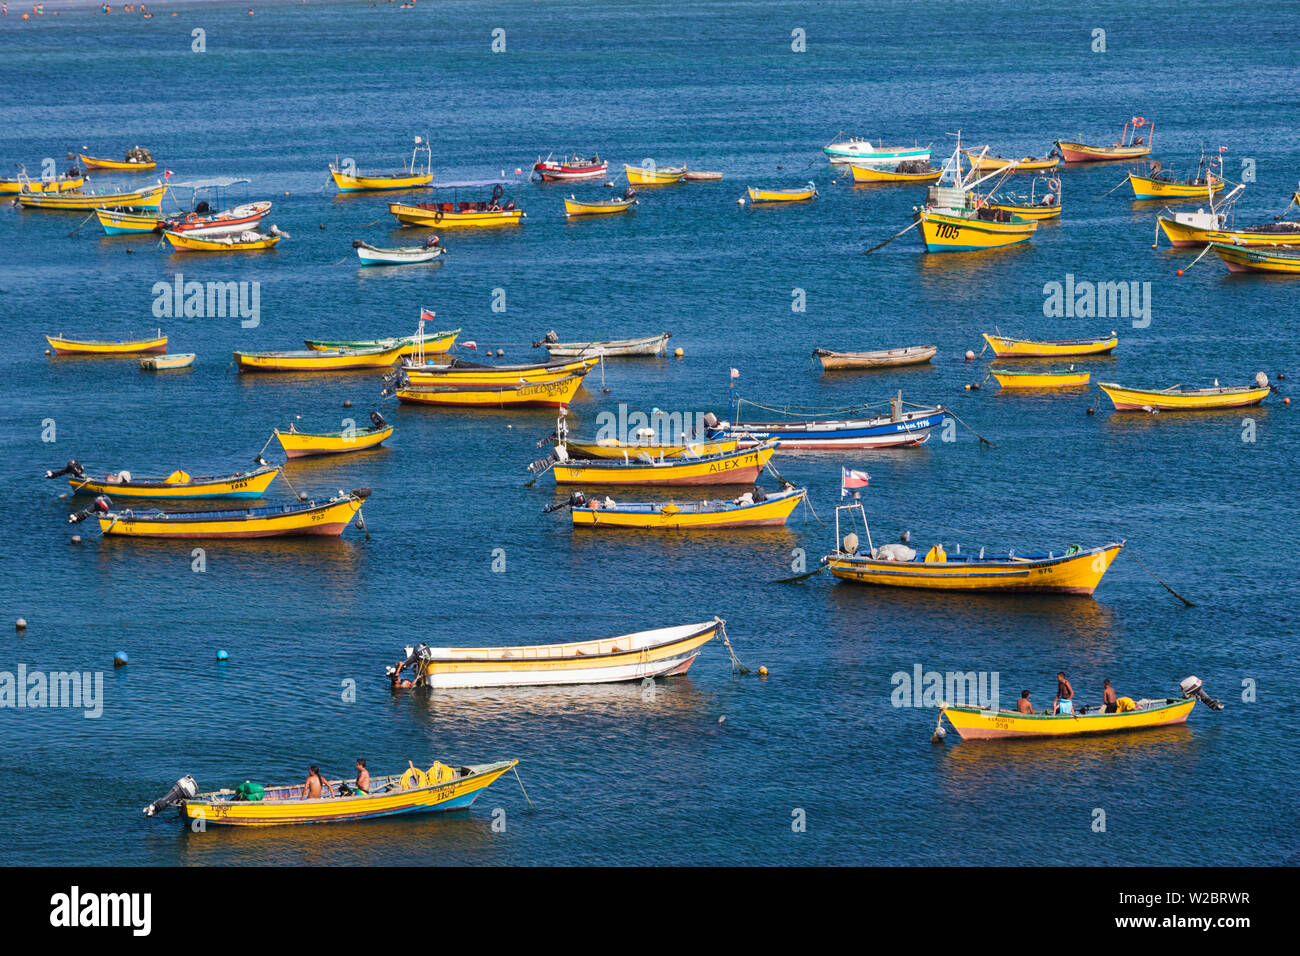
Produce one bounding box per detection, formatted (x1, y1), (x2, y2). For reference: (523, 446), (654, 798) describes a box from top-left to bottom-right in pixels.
(935, 223), (961, 239)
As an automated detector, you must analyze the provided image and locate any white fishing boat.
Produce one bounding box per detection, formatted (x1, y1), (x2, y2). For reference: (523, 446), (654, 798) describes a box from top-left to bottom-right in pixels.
(388, 619), (724, 689)
(352, 237), (445, 266)
(535, 331), (671, 357)
(824, 136), (931, 167)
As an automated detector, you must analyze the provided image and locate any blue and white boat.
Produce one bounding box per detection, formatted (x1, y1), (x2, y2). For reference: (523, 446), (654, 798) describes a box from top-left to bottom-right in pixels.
(824, 137), (931, 167)
(706, 392), (947, 450)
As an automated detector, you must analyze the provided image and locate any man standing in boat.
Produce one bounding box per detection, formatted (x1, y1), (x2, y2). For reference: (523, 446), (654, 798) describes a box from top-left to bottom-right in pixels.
(1053, 673), (1075, 715)
(1102, 679), (1119, 714)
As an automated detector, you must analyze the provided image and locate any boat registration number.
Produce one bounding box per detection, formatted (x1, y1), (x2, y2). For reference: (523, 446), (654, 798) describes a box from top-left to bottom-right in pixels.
(934, 222), (962, 239)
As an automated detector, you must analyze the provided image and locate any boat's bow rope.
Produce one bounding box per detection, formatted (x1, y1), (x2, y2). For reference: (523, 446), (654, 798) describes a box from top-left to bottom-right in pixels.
(717, 618), (752, 675)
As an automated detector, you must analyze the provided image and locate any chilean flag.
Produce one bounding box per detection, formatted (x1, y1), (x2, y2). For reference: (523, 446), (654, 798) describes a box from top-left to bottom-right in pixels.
(841, 468), (870, 496)
(420, 308), (436, 322)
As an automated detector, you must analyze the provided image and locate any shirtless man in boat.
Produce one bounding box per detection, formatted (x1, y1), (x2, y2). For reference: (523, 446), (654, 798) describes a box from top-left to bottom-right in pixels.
(1015, 690), (1034, 715)
(354, 759), (370, 795)
(1053, 672), (1075, 715)
(301, 765), (334, 800)
(1103, 679), (1119, 713)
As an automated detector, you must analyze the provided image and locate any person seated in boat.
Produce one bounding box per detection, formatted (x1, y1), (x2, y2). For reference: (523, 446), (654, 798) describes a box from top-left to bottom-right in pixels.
(1102, 678), (1118, 714)
(1053, 672), (1075, 715)
(1015, 690), (1034, 715)
(301, 765), (334, 800)
(354, 758), (370, 795)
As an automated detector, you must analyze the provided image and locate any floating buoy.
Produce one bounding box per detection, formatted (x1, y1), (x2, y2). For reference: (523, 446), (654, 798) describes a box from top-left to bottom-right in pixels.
(283, 190), (289, 196)
(1284, 397), (1292, 406)
(497, 349), (504, 357)
(1086, 406), (1095, 416)
(1176, 269), (1184, 276)
(44, 349), (51, 355)
(718, 715), (726, 725)
(758, 665), (768, 677)
(113, 651), (128, 667)
(514, 168), (522, 176)
(737, 197), (745, 205)
(70, 534), (82, 544)
(343, 399), (352, 408)
(16, 618), (27, 631)
(674, 347), (684, 358)
(318, 223), (325, 230)
(216, 649), (228, 661)
(965, 350), (975, 361)
(776, 164), (783, 170)
(969, 382), (981, 391)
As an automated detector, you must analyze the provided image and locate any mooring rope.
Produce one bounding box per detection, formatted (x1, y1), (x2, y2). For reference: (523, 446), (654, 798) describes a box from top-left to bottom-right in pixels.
(718, 619), (751, 675)
(1125, 547), (1196, 606)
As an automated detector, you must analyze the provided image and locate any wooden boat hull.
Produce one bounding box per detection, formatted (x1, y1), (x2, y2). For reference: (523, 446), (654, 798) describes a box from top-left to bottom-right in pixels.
(1099, 381), (1270, 410)
(565, 438), (738, 460)
(535, 160), (608, 182)
(164, 202), (272, 237)
(96, 492), (367, 538)
(814, 346), (937, 370)
(164, 230), (281, 251)
(982, 333), (1117, 358)
(553, 444), (776, 486)
(396, 373), (585, 408)
(1210, 242), (1300, 274)
(681, 171), (723, 181)
(330, 168), (433, 191)
(572, 488), (805, 529)
(235, 345), (404, 372)
(79, 153), (156, 172)
(848, 164), (940, 185)
(991, 368), (1090, 389)
(1204, 226), (1300, 248)
(824, 142), (930, 166)
(746, 186), (816, 203)
(542, 333), (670, 357)
(964, 152), (1060, 173)
(827, 542), (1123, 595)
(140, 353), (195, 370)
(721, 407), (946, 450)
(69, 466), (279, 500)
(47, 334), (167, 355)
(355, 243), (445, 265)
(943, 699), (1194, 740)
(305, 329), (458, 356)
(1129, 174), (1222, 201)
(389, 202), (525, 228)
(0, 175), (86, 194)
(1054, 141), (1151, 163)
(918, 210), (1037, 252)
(18, 184), (167, 210)
(414, 621), (720, 689)
(274, 426), (394, 458)
(624, 164), (684, 185)
(1157, 215), (1218, 247)
(404, 356), (596, 386)
(95, 206), (162, 234)
(985, 200), (1061, 221)
(181, 761), (515, 826)
(564, 197), (636, 217)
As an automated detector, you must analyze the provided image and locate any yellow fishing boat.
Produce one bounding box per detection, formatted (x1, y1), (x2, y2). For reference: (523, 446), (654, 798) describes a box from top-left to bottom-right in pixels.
(1210, 241), (1300, 274)
(274, 414), (394, 458)
(746, 182), (817, 203)
(1204, 225), (1300, 248)
(567, 486), (806, 529)
(0, 174), (86, 194)
(991, 367), (1090, 389)
(49, 460), (280, 499)
(94, 206), (163, 234)
(918, 207), (1038, 251)
(235, 344), (404, 373)
(823, 498), (1122, 595)
(1055, 118), (1153, 163)
(564, 194), (638, 217)
(982, 332), (1117, 358)
(848, 162), (941, 185)
(403, 356), (597, 386)
(1098, 380), (1270, 411)
(17, 183), (167, 210)
(144, 760), (517, 826)
(46, 331), (167, 355)
(624, 163), (685, 185)
(563, 436), (738, 459)
(1129, 165), (1222, 201)
(979, 176), (1063, 220)
(1156, 214), (1221, 247)
(395, 373), (585, 408)
(76, 488), (370, 538)
(963, 151), (1060, 173)
(304, 326), (459, 357)
(163, 229), (282, 251)
(546, 442), (778, 487)
(389, 178), (525, 228)
(393, 621), (723, 688)
(78, 151), (157, 172)
(329, 139), (432, 191)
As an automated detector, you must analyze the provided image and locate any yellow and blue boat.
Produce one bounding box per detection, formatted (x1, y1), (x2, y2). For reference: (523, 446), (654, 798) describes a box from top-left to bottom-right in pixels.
(403, 355), (597, 386)
(563, 436), (738, 460)
(274, 415), (394, 458)
(395, 372), (586, 408)
(746, 182), (817, 204)
(544, 442), (778, 487)
(990, 367), (1090, 389)
(49, 460), (280, 499)
(982, 332), (1117, 358)
(95, 206), (164, 234)
(389, 179), (526, 228)
(1210, 241), (1300, 275)
(0, 173), (86, 194)
(305, 327), (459, 357)
(566, 486), (806, 529)
(235, 344), (404, 373)
(73, 488), (371, 538)
(18, 183), (167, 211)
(329, 139), (433, 191)
(1128, 156), (1223, 201)
(848, 162), (941, 185)
(144, 759), (517, 826)
(915, 139), (1037, 252)
(963, 150), (1060, 173)
(79, 151), (157, 172)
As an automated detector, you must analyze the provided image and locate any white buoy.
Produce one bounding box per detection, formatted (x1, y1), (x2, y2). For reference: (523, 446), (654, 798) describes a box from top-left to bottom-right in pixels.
(737, 197), (745, 205)
(16, 618), (27, 631)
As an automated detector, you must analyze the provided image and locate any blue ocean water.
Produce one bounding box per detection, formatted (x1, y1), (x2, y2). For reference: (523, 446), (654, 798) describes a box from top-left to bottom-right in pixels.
(1, 0), (1297, 865)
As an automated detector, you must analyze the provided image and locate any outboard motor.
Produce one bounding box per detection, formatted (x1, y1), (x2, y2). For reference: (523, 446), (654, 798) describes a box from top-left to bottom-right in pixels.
(751, 485), (768, 503)
(143, 775), (198, 817)
(370, 411), (388, 430)
(45, 459), (85, 480)
(69, 495), (112, 524)
(701, 412), (722, 437)
(543, 490), (585, 514)
(351, 239), (364, 248)
(1180, 676), (1224, 710)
